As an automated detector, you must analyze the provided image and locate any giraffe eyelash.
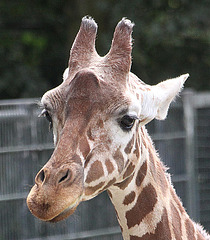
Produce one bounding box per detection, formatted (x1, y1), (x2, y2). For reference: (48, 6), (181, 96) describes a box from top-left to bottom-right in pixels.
(39, 108), (53, 130)
(119, 114), (138, 131)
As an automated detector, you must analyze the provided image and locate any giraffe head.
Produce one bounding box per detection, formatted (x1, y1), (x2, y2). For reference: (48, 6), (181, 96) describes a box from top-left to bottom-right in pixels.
(27, 16), (189, 222)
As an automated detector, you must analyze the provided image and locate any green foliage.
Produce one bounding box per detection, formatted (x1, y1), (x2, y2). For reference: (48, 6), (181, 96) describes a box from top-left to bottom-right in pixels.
(0, 0), (209, 99)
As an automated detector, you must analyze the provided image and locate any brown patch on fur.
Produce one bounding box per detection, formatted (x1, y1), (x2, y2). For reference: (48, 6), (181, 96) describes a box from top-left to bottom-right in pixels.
(87, 127), (94, 141)
(149, 148), (168, 195)
(126, 183), (157, 229)
(133, 137), (140, 159)
(79, 136), (90, 158)
(85, 160), (104, 183)
(137, 208), (172, 240)
(113, 147), (124, 173)
(105, 159), (114, 174)
(123, 191), (136, 205)
(114, 173), (134, 190)
(153, 208), (171, 239)
(136, 161), (147, 187)
(123, 162), (135, 179)
(134, 147), (140, 159)
(171, 201), (182, 239)
(170, 188), (185, 214)
(130, 236), (142, 240)
(85, 182), (105, 196)
(103, 178), (116, 190)
(124, 135), (135, 154)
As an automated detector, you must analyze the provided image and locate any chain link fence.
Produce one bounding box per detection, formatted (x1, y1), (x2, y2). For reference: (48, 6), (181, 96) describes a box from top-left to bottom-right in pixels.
(0, 90), (210, 239)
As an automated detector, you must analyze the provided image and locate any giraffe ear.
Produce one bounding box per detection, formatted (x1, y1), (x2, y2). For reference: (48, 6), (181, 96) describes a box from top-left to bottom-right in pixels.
(153, 74), (189, 120)
(140, 74), (189, 124)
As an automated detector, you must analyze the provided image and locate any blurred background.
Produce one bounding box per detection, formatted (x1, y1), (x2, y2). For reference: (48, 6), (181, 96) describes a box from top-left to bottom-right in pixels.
(0, 0), (209, 239)
(0, 0), (209, 99)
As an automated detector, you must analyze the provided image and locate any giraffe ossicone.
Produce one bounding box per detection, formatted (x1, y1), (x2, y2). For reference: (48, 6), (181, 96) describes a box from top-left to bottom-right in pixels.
(27, 16), (209, 239)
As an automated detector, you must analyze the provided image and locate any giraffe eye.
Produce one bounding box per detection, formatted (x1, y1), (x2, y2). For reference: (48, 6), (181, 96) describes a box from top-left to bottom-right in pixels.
(119, 115), (137, 131)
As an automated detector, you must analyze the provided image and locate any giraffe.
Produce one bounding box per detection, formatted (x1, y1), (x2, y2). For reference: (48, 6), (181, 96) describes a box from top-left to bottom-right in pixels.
(27, 16), (209, 240)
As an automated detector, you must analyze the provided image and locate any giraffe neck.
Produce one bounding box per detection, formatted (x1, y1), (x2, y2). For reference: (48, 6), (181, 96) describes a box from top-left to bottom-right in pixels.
(108, 127), (206, 240)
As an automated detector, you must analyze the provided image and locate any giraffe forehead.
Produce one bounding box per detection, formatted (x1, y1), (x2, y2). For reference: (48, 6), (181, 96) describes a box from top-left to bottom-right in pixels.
(43, 69), (132, 115)
(68, 69), (101, 100)
(67, 69), (132, 108)
(42, 69), (147, 119)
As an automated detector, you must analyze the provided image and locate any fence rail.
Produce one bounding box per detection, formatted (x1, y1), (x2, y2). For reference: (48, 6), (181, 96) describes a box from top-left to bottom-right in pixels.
(25, 227), (122, 240)
(0, 90), (210, 239)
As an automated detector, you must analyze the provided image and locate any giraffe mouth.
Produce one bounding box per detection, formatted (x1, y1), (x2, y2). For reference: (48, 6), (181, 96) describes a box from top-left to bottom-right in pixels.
(48, 205), (77, 223)
(48, 196), (82, 223)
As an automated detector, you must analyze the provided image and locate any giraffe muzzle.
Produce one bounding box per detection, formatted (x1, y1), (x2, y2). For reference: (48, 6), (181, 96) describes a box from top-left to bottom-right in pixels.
(27, 163), (84, 222)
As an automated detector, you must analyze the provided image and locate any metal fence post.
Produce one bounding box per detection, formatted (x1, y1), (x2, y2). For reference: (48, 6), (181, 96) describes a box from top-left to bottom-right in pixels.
(182, 89), (199, 221)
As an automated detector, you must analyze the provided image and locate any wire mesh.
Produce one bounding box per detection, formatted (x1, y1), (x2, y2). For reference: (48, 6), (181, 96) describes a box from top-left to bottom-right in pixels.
(0, 94), (209, 239)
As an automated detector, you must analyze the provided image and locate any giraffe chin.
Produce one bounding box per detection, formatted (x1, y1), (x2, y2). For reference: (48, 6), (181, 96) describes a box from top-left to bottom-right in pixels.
(46, 195), (82, 223)
(48, 205), (77, 223)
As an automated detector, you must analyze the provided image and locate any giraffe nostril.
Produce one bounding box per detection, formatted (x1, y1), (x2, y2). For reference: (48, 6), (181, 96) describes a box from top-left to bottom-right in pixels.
(58, 169), (70, 184)
(35, 169), (45, 184)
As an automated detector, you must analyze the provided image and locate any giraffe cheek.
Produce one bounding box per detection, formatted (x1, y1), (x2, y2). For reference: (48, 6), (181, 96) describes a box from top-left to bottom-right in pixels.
(85, 160), (104, 184)
(84, 182), (106, 199)
(83, 160), (105, 198)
